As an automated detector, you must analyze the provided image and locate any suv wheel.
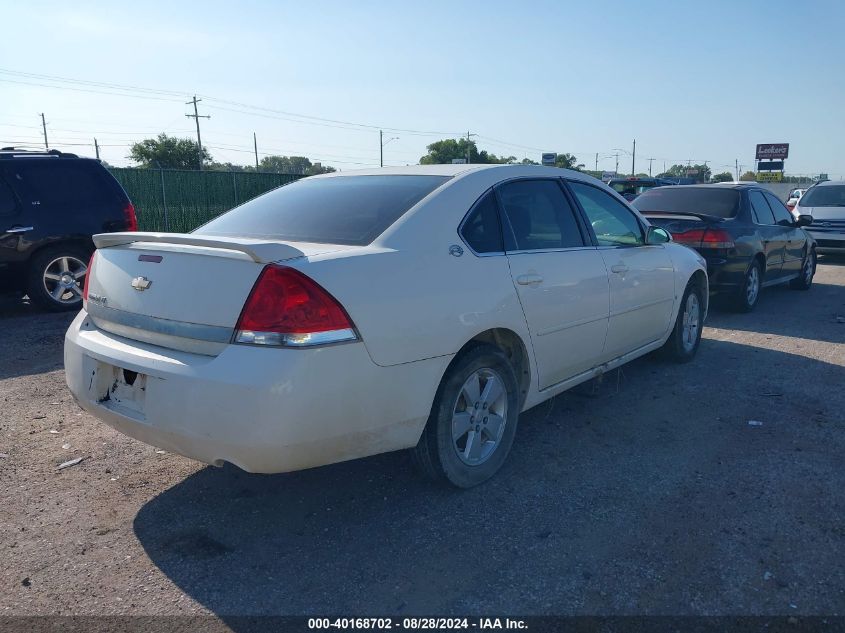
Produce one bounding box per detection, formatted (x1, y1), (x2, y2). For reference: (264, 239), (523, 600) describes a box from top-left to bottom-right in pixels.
(732, 260), (762, 312)
(790, 249), (815, 290)
(411, 344), (520, 488)
(27, 245), (91, 312)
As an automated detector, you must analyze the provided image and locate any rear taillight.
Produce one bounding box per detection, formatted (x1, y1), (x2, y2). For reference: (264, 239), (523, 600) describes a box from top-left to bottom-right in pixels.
(123, 202), (138, 232)
(234, 264), (357, 347)
(672, 227), (735, 249)
(82, 251), (96, 304)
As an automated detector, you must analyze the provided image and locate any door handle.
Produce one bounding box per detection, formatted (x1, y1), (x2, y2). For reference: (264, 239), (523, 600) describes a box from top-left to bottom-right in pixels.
(5, 226), (34, 234)
(610, 264), (629, 274)
(516, 274), (543, 286)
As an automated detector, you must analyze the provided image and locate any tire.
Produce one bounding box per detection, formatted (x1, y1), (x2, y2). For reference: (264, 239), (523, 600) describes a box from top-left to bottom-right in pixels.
(662, 281), (704, 363)
(411, 344), (520, 488)
(26, 244), (91, 312)
(790, 249), (815, 290)
(732, 259), (762, 312)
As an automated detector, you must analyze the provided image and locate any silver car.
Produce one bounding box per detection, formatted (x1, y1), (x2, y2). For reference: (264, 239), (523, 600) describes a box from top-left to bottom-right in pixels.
(796, 181), (845, 253)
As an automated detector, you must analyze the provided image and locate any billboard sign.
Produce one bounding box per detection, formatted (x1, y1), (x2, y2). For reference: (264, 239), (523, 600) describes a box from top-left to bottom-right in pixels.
(757, 160), (784, 171)
(541, 153), (557, 166)
(756, 143), (789, 160)
(756, 172), (783, 182)
(451, 158), (467, 164)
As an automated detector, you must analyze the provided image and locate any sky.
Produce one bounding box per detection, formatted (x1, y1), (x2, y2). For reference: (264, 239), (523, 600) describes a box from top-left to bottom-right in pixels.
(1, 0), (843, 178)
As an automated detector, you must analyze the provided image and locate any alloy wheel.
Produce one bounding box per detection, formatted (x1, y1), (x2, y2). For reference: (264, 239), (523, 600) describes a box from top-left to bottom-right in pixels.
(452, 368), (508, 466)
(746, 266), (760, 306)
(42, 256), (87, 305)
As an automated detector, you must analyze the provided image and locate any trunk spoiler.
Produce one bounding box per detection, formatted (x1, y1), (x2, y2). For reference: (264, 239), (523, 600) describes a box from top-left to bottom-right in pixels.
(92, 232), (307, 264)
(642, 212), (726, 224)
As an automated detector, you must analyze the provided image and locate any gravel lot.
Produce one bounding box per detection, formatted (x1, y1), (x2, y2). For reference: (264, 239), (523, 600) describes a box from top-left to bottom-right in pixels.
(1, 260), (844, 621)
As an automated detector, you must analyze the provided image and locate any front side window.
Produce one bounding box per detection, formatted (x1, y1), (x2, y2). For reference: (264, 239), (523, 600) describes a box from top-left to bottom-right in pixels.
(764, 192), (794, 225)
(496, 179), (584, 251)
(568, 181), (644, 246)
(197, 175), (450, 246)
(748, 190), (776, 225)
(460, 190), (503, 254)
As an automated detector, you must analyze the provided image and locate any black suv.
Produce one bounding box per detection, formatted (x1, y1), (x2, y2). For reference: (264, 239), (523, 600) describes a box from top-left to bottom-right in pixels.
(0, 148), (136, 311)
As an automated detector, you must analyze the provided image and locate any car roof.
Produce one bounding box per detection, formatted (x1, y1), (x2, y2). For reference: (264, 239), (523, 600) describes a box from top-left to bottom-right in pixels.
(308, 163), (586, 180)
(812, 179), (842, 187)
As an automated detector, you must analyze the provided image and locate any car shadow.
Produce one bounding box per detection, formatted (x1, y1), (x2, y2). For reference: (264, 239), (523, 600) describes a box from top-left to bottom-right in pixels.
(706, 282), (845, 345)
(133, 339), (845, 619)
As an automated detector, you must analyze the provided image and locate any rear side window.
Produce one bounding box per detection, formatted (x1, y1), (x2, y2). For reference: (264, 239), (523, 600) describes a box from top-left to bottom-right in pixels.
(497, 179), (584, 251)
(6, 161), (118, 210)
(749, 190), (776, 225)
(196, 175), (450, 246)
(460, 190), (503, 254)
(633, 187), (740, 218)
(764, 192), (794, 225)
(0, 178), (17, 215)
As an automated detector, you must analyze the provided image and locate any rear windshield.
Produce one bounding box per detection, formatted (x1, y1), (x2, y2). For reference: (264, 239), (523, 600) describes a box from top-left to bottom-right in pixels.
(800, 185), (845, 207)
(195, 175), (450, 245)
(633, 187), (740, 218)
(609, 180), (658, 196)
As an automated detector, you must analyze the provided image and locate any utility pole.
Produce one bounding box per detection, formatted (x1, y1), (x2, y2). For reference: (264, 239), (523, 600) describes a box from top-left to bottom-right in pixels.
(595, 153), (599, 172)
(40, 113), (48, 149)
(253, 132), (259, 171)
(703, 160), (709, 182)
(615, 152), (619, 176)
(631, 139), (636, 177)
(379, 130), (398, 168)
(735, 159), (739, 181)
(185, 96), (210, 170)
(466, 131), (477, 164)
(648, 158), (655, 177)
(94, 138), (100, 160)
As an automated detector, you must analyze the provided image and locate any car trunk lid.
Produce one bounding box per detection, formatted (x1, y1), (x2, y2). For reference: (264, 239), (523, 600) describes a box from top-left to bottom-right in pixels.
(86, 232), (353, 355)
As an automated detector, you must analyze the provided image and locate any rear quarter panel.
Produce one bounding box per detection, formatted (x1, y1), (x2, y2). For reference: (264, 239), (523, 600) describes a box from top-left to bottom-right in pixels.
(287, 173), (533, 371)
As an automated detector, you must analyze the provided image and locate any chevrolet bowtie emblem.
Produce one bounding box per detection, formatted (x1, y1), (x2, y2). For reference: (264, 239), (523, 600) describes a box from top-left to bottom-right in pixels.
(131, 276), (152, 291)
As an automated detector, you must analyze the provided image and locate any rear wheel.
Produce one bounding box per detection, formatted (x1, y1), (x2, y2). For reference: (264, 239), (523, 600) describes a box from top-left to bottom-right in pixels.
(732, 259), (762, 312)
(662, 281), (704, 363)
(790, 249), (815, 290)
(411, 344), (520, 488)
(26, 245), (90, 312)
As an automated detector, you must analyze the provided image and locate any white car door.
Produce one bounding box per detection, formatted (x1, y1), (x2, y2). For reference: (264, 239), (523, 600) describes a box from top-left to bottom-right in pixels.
(567, 180), (675, 361)
(496, 179), (610, 390)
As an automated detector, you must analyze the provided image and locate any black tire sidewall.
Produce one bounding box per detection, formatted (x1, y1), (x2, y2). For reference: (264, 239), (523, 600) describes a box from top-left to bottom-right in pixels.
(27, 245), (90, 312)
(791, 249), (815, 290)
(668, 282), (704, 362)
(737, 260), (762, 311)
(432, 345), (520, 488)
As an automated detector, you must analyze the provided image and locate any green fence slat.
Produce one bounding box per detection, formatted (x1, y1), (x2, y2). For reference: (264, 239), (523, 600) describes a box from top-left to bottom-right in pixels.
(107, 168), (302, 232)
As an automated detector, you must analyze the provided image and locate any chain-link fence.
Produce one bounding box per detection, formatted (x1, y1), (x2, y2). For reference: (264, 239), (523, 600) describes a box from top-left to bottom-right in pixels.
(108, 168), (303, 233)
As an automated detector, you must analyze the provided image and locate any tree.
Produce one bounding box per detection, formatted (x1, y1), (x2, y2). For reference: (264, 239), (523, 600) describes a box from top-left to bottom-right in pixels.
(554, 153), (584, 170)
(258, 155), (335, 175)
(739, 171), (757, 181)
(711, 172), (734, 183)
(656, 163), (712, 183)
(419, 138), (516, 165)
(129, 133), (211, 170)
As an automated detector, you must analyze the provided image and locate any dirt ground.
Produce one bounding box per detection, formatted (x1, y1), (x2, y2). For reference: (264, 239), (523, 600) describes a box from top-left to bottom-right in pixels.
(1, 260), (844, 624)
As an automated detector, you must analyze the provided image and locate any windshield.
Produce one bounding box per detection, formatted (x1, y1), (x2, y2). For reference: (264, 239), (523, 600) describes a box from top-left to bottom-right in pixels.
(195, 175), (450, 245)
(633, 187), (740, 218)
(609, 180), (658, 196)
(800, 185), (845, 207)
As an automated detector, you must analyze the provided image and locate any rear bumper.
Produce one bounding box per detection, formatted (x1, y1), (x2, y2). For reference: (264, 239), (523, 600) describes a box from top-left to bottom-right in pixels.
(700, 254), (752, 294)
(64, 311), (450, 473)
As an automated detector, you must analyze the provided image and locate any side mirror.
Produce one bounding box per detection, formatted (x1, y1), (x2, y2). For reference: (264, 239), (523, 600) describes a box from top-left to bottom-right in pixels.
(797, 214), (813, 227)
(646, 226), (672, 244)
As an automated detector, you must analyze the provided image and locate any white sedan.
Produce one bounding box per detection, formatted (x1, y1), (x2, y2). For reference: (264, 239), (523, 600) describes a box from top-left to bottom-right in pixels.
(65, 165), (708, 487)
